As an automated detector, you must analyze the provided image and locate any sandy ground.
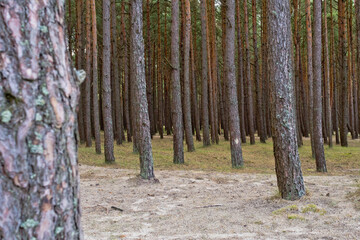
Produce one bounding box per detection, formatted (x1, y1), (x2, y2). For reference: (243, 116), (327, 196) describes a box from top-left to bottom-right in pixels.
(80, 165), (360, 240)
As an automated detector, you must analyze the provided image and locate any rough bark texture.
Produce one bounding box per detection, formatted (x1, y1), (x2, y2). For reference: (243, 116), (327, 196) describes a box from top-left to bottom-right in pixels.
(102, 0), (115, 162)
(146, 0), (154, 136)
(171, 0), (185, 163)
(0, 0), (82, 238)
(200, 0), (211, 146)
(267, 0), (306, 200)
(338, 0), (348, 147)
(183, 0), (195, 152)
(91, 0), (101, 154)
(313, 0), (327, 172)
(157, 0), (163, 139)
(224, 0), (244, 168)
(244, 0), (255, 145)
(130, 0), (155, 179)
(357, 0), (360, 139)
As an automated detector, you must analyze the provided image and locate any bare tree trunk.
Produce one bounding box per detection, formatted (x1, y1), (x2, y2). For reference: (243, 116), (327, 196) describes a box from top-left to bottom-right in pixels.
(102, 0), (115, 162)
(252, 0), (266, 143)
(200, 0), (211, 146)
(121, 2), (131, 142)
(224, 0), (244, 168)
(91, 0), (101, 154)
(171, 0), (185, 163)
(244, 0), (255, 144)
(339, 0), (349, 147)
(157, 0), (164, 139)
(313, 0), (327, 172)
(306, 0), (315, 156)
(183, 0), (195, 152)
(191, 32), (202, 142)
(84, 0), (92, 147)
(0, 0), (82, 237)
(130, 0), (156, 179)
(268, 0), (306, 200)
(236, 0), (247, 143)
(323, 0), (332, 147)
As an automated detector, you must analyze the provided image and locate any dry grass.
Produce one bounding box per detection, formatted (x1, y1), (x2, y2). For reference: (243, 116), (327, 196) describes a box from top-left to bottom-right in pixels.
(78, 133), (360, 176)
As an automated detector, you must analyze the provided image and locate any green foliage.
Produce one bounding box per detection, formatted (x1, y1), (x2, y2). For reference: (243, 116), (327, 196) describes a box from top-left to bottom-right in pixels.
(272, 205), (299, 215)
(301, 204), (326, 215)
(287, 214), (305, 221)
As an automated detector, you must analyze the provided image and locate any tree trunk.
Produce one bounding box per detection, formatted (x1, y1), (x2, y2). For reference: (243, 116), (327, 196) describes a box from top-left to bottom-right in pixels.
(171, 0), (185, 163)
(84, 0), (92, 147)
(323, 0), (332, 147)
(91, 0), (101, 154)
(121, 2), (132, 142)
(130, 0), (156, 179)
(102, 0), (115, 162)
(268, 0), (306, 200)
(306, 0), (315, 156)
(0, 0), (82, 238)
(313, 0), (327, 172)
(339, 0), (349, 147)
(200, 0), (211, 146)
(157, 0), (164, 139)
(244, 0), (255, 145)
(224, 0), (244, 168)
(111, 0), (123, 145)
(183, 0), (195, 152)
(252, 0), (266, 143)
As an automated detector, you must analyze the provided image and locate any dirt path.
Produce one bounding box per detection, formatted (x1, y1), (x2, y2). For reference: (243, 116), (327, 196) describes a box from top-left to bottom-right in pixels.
(80, 165), (360, 240)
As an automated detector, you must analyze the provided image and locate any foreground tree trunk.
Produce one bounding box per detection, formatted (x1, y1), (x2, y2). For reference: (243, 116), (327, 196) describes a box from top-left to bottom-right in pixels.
(0, 0), (82, 238)
(130, 0), (156, 179)
(313, 0), (327, 172)
(171, 0), (185, 163)
(102, 0), (115, 162)
(268, 0), (306, 200)
(224, 0), (244, 168)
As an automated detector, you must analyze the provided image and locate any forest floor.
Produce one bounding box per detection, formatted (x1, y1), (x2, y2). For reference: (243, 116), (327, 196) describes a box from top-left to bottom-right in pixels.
(79, 136), (360, 239)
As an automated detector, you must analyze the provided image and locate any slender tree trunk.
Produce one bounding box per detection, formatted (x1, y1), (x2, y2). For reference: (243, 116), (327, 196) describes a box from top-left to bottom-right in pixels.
(306, 0), (315, 156)
(200, 0), (211, 146)
(183, 0), (195, 152)
(252, 0), (265, 143)
(157, 0), (164, 139)
(91, 0), (101, 154)
(224, 0), (244, 168)
(221, 4), (230, 141)
(268, 0), (306, 200)
(111, 0), (123, 145)
(171, 0), (185, 163)
(330, 0), (340, 144)
(356, 0), (360, 138)
(323, 0), (332, 147)
(121, 2), (132, 142)
(146, 0), (155, 136)
(76, 0), (85, 144)
(102, 0), (115, 163)
(244, 0), (255, 144)
(0, 0), (82, 237)
(84, 0), (92, 147)
(191, 33), (202, 142)
(339, 0), (349, 147)
(313, 0), (327, 172)
(130, 0), (156, 179)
